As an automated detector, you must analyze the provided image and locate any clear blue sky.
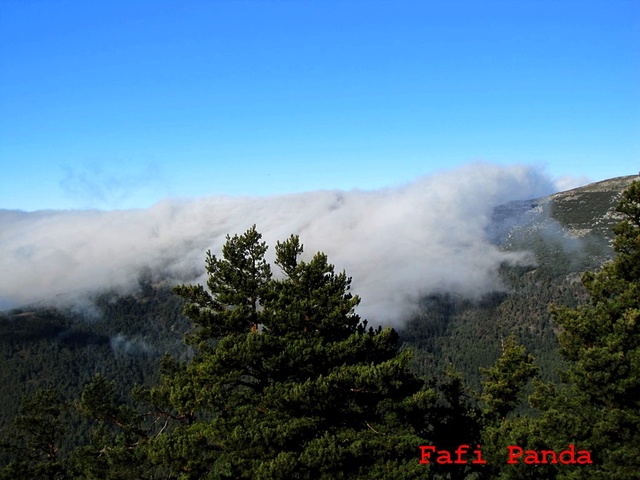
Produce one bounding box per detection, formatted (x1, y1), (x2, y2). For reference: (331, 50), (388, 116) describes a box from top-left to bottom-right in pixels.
(1, 0), (638, 211)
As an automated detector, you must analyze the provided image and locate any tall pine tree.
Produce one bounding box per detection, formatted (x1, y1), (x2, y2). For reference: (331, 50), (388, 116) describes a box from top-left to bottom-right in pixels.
(139, 227), (436, 479)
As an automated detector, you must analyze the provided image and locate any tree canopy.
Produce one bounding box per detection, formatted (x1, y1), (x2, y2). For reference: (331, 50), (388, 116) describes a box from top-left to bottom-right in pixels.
(3, 182), (640, 478)
(533, 181), (640, 478)
(50, 226), (452, 479)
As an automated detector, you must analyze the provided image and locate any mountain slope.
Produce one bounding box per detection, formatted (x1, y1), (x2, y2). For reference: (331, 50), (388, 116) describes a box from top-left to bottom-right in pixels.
(400, 174), (640, 386)
(1, 174), (638, 434)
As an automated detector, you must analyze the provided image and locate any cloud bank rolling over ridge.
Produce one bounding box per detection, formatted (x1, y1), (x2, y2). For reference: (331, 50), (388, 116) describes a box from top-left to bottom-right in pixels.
(0, 164), (559, 324)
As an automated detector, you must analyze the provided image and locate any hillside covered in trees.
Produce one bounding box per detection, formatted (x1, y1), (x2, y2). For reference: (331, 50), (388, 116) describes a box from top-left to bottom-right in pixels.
(1, 177), (639, 478)
(403, 175), (638, 386)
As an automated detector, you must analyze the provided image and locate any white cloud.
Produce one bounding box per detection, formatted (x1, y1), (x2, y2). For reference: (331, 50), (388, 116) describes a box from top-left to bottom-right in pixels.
(0, 163), (556, 325)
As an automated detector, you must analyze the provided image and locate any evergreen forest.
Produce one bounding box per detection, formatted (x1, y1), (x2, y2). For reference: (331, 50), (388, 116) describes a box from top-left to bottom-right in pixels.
(1, 180), (639, 479)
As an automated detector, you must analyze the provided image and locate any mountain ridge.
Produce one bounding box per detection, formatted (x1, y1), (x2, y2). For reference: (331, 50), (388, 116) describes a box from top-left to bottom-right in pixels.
(1, 173), (638, 432)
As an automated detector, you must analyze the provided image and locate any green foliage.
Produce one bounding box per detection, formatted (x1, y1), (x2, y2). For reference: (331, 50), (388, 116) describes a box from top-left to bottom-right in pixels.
(480, 335), (539, 420)
(0, 389), (69, 479)
(478, 338), (544, 479)
(400, 263), (574, 392)
(496, 180), (640, 479)
(0, 284), (190, 446)
(3, 178), (637, 478)
(141, 227), (434, 478)
(174, 225), (272, 344)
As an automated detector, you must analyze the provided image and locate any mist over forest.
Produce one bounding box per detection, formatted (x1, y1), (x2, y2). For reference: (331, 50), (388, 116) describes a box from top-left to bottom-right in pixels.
(2, 171), (639, 479)
(1, 163), (561, 324)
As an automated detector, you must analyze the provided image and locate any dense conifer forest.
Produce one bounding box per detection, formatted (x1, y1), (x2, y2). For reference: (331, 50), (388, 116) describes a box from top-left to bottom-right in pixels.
(1, 178), (639, 478)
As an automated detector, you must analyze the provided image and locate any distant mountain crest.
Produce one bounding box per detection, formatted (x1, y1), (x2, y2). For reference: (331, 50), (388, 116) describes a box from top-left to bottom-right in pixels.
(492, 174), (639, 247)
(547, 175), (639, 238)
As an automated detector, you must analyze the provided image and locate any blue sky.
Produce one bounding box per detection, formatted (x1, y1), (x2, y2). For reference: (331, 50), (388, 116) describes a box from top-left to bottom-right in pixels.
(1, 0), (638, 211)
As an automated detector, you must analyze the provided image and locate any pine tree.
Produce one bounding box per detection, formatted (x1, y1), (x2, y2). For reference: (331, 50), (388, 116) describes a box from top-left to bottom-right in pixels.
(140, 228), (436, 479)
(478, 336), (545, 480)
(0, 389), (69, 480)
(481, 335), (539, 421)
(69, 374), (153, 479)
(173, 224), (272, 344)
(531, 181), (640, 479)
